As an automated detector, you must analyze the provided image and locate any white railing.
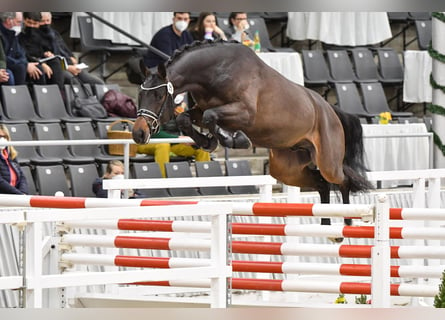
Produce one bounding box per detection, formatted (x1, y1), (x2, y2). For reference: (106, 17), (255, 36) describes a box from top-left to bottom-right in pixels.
(0, 202), (232, 308)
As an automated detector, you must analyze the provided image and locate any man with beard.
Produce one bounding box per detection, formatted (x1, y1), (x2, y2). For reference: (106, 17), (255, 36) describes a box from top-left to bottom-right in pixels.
(18, 12), (64, 90)
(39, 12), (104, 86)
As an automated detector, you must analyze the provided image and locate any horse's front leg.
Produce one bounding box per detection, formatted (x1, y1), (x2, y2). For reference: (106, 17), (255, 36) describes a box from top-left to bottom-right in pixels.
(176, 109), (218, 152)
(202, 103), (252, 149)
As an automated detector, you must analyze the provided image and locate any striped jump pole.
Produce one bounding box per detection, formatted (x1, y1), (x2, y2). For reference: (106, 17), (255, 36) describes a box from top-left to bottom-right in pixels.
(60, 253), (445, 279)
(60, 234), (445, 259)
(2, 194), (445, 220)
(131, 278), (439, 297)
(60, 219), (445, 240)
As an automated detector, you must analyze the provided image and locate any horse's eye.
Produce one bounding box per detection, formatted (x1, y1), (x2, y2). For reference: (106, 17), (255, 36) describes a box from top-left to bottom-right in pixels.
(154, 90), (164, 101)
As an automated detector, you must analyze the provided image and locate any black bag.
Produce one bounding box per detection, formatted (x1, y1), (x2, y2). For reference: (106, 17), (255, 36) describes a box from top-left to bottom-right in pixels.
(70, 78), (108, 119)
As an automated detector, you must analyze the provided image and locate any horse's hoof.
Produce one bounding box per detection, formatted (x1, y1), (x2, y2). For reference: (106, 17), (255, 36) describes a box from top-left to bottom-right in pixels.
(328, 237), (344, 243)
(202, 134), (219, 153)
(232, 131), (251, 149)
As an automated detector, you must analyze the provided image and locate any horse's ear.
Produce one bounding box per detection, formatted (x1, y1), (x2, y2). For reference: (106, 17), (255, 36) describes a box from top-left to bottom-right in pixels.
(157, 62), (167, 80)
(139, 59), (151, 77)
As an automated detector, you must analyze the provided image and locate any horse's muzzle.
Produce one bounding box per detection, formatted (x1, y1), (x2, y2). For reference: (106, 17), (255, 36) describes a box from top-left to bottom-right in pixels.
(132, 117), (152, 144)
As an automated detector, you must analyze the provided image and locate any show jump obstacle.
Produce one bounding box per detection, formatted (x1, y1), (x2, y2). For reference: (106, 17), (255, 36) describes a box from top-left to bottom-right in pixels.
(1, 192), (444, 308)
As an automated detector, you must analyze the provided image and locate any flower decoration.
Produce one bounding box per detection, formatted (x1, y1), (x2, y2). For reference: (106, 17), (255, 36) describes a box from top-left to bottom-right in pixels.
(377, 112), (392, 124)
(334, 293), (347, 304)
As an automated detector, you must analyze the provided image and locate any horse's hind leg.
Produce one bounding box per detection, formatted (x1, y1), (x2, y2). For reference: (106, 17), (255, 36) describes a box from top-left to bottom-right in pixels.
(339, 185), (353, 226)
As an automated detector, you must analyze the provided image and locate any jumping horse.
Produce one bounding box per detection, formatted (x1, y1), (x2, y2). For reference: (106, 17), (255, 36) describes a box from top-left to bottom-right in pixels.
(133, 40), (373, 238)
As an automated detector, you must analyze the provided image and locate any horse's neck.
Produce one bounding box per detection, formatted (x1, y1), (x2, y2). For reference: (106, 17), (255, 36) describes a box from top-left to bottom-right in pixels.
(168, 50), (214, 91)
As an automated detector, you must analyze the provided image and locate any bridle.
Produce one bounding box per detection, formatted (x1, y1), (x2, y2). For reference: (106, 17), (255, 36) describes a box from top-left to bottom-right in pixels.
(138, 81), (174, 134)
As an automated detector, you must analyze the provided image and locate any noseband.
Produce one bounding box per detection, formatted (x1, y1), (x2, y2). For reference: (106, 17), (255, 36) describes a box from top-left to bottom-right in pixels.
(138, 81), (174, 134)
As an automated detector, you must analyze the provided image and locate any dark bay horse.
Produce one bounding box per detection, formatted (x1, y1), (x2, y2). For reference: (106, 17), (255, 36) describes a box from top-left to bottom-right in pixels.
(133, 40), (372, 234)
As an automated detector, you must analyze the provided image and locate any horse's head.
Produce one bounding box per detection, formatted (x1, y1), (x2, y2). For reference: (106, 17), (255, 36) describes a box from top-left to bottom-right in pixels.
(132, 61), (174, 144)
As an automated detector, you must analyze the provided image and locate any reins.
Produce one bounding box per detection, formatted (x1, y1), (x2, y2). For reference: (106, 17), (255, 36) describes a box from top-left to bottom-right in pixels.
(137, 81), (174, 134)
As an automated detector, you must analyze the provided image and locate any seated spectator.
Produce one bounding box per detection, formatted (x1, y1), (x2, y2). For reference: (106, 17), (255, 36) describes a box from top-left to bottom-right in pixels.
(0, 124), (29, 195)
(226, 12), (251, 43)
(92, 160), (139, 198)
(39, 12), (104, 86)
(143, 12), (194, 69)
(18, 12), (64, 90)
(0, 40), (12, 84)
(190, 12), (227, 41)
(0, 12), (43, 86)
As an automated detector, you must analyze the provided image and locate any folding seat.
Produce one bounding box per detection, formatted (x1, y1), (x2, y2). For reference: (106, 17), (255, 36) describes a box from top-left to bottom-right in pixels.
(359, 82), (413, 118)
(326, 50), (358, 83)
(414, 20), (432, 50)
(195, 161), (229, 196)
(77, 16), (135, 81)
(349, 47), (380, 83)
(334, 82), (374, 120)
(66, 163), (100, 197)
(20, 164), (37, 195)
(64, 121), (117, 165)
(301, 49), (333, 96)
(131, 162), (170, 198)
(164, 161), (201, 197)
(1, 85), (55, 123)
(225, 160), (257, 194)
(374, 48), (404, 85)
(94, 119), (127, 164)
(93, 83), (121, 102)
(33, 122), (95, 165)
(32, 84), (92, 123)
(4, 123), (38, 166)
(33, 164), (71, 196)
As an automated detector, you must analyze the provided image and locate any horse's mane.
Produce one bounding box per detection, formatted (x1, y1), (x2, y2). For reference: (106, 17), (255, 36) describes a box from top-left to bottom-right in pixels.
(166, 39), (239, 67)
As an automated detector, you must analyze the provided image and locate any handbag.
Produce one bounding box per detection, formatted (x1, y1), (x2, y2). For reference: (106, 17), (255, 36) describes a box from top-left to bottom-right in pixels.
(70, 78), (108, 119)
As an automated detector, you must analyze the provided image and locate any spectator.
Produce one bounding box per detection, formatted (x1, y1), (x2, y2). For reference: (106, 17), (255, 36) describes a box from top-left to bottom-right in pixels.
(92, 160), (139, 198)
(143, 12), (194, 69)
(39, 12), (104, 86)
(227, 12), (251, 43)
(0, 12), (42, 85)
(190, 12), (227, 41)
(18, 12), (64, 90)
(0, 40), (12, 84)
(0, 124), (29, 195)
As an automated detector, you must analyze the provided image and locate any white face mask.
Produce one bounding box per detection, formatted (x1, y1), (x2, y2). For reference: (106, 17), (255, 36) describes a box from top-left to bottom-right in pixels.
(11, 25), (21, 35)
(174, 20), (189, 33)
(0, 137), (7, 151)
(112, 174), (124, 180)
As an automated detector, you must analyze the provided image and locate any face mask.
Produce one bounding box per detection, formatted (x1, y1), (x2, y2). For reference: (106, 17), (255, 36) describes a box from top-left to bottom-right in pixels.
(0, 137), (7, 151)
(112, 174), (124, 180)
(39, 24), (50, 33)
(174, 20), (188, 33)
(11, 25), (21, 35)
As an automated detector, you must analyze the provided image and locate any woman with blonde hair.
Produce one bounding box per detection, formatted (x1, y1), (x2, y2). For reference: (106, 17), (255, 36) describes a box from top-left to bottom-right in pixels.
(0, 124), (29, 194)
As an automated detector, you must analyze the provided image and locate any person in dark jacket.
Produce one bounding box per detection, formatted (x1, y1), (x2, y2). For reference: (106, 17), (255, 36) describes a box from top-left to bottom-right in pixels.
(18, 12), (64, 90)
(0, 124), (29, 195)
(143, 12), (194, 69)
(39, 12), (104, 86)
(0, 12), (44, 85)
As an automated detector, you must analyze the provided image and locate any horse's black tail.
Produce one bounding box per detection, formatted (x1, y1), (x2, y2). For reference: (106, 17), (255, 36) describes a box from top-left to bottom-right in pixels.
(332, 105), (374, 193)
